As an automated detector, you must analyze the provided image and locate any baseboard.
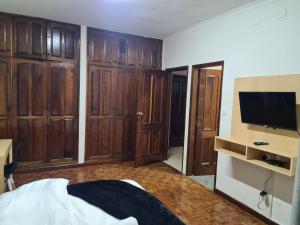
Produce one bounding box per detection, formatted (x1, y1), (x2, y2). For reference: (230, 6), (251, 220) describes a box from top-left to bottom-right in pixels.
(214, 188), (279, 225)
(15, 158), (134, 174)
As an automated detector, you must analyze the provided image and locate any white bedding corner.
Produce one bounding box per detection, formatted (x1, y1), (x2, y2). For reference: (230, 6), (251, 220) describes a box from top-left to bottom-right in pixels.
(0, 178), (140, 225)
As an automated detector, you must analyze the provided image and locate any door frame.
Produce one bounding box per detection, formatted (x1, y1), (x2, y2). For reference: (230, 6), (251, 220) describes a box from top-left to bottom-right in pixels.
(165, 66), (189, 170)
(186, 61), (224, 188)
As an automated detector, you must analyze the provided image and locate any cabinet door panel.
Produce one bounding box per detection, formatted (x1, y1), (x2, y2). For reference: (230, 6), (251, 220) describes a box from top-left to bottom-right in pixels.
(16, 63), (30, 116)
(0, 58), (10, 117)
(47, 22), (79, 62)
(0, 14), (12, 57)
(86, 66), (114, 160)
(12, 59), (46, 167)
(15, 21), (30, 55)
(13, 16), (46, 59)
(46, 62), (78, 162)
(31, 21), (46, 58)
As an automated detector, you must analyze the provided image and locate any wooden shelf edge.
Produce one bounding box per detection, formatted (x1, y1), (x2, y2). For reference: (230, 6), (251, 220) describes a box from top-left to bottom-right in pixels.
(215, 148), (246, 160)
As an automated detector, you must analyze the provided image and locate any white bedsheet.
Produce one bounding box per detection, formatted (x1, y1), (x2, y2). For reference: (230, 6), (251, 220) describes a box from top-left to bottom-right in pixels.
(0, 179), (139, 225)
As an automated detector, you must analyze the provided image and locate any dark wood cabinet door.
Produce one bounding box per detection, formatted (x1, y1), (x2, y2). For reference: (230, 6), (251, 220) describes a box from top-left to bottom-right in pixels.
(135, 70), (171, 167)
(86, 66), (114, 161)
(112, 69), (137, 159)
(193, 69), (222, 175)
(126, 38), (136, 66)
(12, 59), (46, 167)
(137, 39), (151, 68)
(0, 57), (11, 138)
(0, 14), (12, 57)
(170, 75), (187, 147)
(46, 62), (78, 163)
(13, 16), (46, 59)
(47, 22), (80, 62)
(149, 41), (162, 69)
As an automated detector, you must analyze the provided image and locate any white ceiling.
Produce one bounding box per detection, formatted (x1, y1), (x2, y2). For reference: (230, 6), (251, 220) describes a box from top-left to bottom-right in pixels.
(0, 0), (256, 38)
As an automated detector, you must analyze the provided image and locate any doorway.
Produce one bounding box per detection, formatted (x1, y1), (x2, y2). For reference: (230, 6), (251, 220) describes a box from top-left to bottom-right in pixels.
(187, 61), (224, 190)
(164, 66), (188, 172)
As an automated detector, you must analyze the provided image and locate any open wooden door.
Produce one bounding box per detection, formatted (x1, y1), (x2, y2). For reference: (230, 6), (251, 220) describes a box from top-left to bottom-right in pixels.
(135, 70), (171, 167)
(192, 68), (222, 175)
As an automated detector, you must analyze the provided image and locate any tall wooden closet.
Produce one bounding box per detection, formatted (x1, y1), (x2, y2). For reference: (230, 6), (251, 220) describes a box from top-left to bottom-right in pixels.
(85, 28), (163, 163)
(0, 12), (80, 169)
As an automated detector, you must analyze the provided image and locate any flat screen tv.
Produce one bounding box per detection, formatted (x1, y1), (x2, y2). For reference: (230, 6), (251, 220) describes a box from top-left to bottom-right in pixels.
(239, 92), (297, 131)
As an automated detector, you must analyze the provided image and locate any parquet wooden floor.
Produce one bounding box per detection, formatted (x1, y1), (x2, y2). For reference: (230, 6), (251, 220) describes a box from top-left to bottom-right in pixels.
(14, 162), (266, 225)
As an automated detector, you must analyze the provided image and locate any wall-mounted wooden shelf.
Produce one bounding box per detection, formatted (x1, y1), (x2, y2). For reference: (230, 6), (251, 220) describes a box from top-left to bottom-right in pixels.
(215, 136), (298, 176)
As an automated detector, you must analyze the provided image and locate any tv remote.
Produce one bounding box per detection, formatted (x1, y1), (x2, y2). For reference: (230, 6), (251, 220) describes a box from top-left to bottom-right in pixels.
(253, 141), (269, 146)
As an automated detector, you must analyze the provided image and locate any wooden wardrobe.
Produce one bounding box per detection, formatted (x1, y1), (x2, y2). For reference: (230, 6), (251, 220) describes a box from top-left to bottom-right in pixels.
(0, 12), (80, 169)
(85, 28), (163, 163)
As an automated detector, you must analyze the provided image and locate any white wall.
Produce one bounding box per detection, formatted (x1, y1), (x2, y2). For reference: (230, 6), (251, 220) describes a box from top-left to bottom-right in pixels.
(162, 0), (300, 224)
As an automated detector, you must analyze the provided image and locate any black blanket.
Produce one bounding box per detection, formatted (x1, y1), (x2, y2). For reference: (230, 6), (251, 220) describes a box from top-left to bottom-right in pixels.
(67, 180), (185, 225)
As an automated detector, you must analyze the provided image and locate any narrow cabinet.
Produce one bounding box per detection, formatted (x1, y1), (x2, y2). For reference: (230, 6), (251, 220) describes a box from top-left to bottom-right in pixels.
(12, 59), (46, 167)
(112, 69), (137, 159)
(13, 16), (46, 59)
(0, 14), (12, 57)
(0, 57), (11, 138)
(86, 66), (114, 161)
(46, 62), (78, 163)
(47, 22), (80, 62)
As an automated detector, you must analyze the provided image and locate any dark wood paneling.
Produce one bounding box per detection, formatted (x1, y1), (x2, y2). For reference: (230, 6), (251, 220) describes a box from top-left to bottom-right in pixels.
(87, 28), (162, 69)
(13, 16), (46, 59)
(47, 22), (80, 62)
(0, 57), (11, 138)
(0, 14), (12, 57)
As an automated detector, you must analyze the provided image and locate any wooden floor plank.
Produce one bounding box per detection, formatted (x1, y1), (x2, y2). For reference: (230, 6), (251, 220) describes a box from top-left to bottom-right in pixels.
(14, 162), (265, 225)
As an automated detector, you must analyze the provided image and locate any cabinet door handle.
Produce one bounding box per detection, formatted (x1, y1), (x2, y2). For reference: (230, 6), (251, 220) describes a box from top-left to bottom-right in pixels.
(136, 112), (144, 116)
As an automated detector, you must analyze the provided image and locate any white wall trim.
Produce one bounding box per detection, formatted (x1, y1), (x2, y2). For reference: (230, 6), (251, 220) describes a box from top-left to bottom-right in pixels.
(78, 25), (87, 164)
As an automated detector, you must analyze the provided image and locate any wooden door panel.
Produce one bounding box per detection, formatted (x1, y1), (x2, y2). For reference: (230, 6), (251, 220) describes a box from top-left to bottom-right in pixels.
(49, 27), (63, 57)
(100, 68), (113, 115)
(135, 70), (170, 167)
(46, 62), (78, 163)
(16, 63), (30, 116)
(114, 118), (125, 154)
(15, 20), (30, 55)
(98, 117), (112, 156)
(47, 118), (77, 161)
(0, 119), (10, 138)
(0, 14), (12, 57)
(141, 74), (152, 124)
(203, 73), (220, 131)
(152, 75), (164, 123)
(47, 119), (62, 161)
(63, 118), (76, 158)
(31, 64), (44, 116)
(47, 22), (79, 62)
(31, 21), (46, 58)
(191, 68), (222, 176)
(126, 38), (136, 66)
(88, 31), (103, 64)
(64, 29), (75, 59)
(86, 66), (114, 161)
(90, 67), (101, 115)
(17, 119), (45, 164)
(0, 58), (10, 117)
(112, 70), (136, 158)
(13, 16), (46, 59)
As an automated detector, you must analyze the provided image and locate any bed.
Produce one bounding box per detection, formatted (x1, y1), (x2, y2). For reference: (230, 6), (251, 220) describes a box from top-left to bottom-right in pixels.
(0, 178), (185, 225)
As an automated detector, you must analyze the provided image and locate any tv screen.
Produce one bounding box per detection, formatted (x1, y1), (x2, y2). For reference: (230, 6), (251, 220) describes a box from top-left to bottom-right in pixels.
(239, 92), (297, 131)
